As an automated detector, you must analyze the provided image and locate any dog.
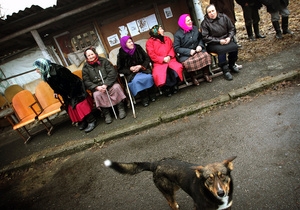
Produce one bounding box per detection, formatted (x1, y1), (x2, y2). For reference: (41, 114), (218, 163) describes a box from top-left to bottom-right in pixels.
(104, 156), (236, 210)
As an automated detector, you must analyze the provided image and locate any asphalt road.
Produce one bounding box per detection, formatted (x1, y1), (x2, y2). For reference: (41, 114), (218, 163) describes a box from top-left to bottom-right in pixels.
(1, 79), (299, 210)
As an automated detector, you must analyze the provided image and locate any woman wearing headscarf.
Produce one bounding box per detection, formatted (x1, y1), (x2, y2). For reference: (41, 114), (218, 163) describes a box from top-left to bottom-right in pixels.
(173, 14), (212, 86)
(117, 36), (156, 107)
(33, 58), (97, 133)
(146, 25), (183, 97)
(82, 47), (126, 124)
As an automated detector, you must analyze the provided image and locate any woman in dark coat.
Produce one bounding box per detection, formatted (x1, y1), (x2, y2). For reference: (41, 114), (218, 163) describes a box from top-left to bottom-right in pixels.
(260, 0), (293, 39)
(34, 58), (96, 133)
(201, 4), (239, 81)
(82, 47), (126, 124)
(146, 25), (183, 96)
(235, 0), (265, 40)
(173, 14), (212, 86)
(117, 36), (156, 106)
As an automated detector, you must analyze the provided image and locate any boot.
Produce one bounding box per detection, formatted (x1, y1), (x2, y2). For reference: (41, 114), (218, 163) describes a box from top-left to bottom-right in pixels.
(246, 25), (256, 41)
(117, 102), (126, 119)
(219, 62), (233, 81)
(139, 90), (149, 107)
(78, 119), (87, 130)
(272, 21), (282, 39)
(203, 66), (212, 83)
(102, 108), (112, 124)
(282, 16), (294, 35)
(84, 120), (96, 133)
(253, 23), (266, 39)
(149, 85), (157, 102)
(189, 71), (199, 86)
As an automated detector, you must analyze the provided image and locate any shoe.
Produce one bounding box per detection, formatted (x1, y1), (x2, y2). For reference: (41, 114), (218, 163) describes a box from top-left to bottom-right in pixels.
(192, 78), (199, 86)
(248, 36), (256, 41)
(78, 120), (87, 130)
(229, 65), (239, 73)
(84, 120), (96, 133)
(256, 34), (266, 39)
(204, 74), (212, 83)
(102, 108), (112, 124)
(150, 97), (156, 102)
(141, 99), (149, 107)
(172, 85), (178, 94)
(224, 72), (233, 81)
(164, 87), (172, 97)
(235, 63), (243, 70)
(283, 29), (294, 35)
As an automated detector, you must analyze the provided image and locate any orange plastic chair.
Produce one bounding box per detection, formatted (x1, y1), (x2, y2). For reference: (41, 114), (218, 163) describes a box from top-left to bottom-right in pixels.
(7, 90), (52, 143)
(34, 81), (64, 132)
(73, 70), (92, 96)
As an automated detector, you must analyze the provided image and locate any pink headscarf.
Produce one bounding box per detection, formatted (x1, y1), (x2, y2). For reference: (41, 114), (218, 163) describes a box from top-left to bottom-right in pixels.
(178, 14), (193, 33)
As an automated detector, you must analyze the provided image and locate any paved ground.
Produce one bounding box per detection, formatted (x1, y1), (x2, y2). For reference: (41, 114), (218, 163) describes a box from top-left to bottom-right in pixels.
(0, 45), (299, 174)
(0, 77), (299, 210)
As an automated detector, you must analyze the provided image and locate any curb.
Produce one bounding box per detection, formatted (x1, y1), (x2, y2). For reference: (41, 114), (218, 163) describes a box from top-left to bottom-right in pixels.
(1, 69), (299, 174)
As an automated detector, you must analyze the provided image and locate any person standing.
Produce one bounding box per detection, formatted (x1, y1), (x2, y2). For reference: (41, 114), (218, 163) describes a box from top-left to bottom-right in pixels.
(34, 58), (97, 133)
(82, 47), (126, 124)
(117, 36), (156, 106)
(236, 0), (266, 41)
(146, 25), (184, 96)
(173, 15), (212, 86)
(260, 0), (293, 39)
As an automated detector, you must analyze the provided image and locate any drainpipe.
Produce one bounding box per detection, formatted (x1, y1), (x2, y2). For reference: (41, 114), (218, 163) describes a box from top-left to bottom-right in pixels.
(193, 0), (204, 27)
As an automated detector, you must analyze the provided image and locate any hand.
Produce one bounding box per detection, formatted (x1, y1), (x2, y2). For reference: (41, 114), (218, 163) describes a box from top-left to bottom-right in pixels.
(163, 56), (171, 63)
(96, 85), (107, 93)
(130, 65), (141, 73)
(196, 46), (202, 52)
(190, 49), (196, 56)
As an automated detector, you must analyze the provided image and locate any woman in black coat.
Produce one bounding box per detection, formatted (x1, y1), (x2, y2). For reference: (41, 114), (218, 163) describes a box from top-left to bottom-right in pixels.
(260, 0), (293, 39)
(34, 58), (97, 133)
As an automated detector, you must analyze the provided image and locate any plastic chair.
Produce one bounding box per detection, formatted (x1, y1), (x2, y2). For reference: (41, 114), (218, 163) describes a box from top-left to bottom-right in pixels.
(73, 70), (93, 96)
(0, 94), (9, 109)
(4, 84), (24, 104)
(7, 90), (53, 143)
(34, 81), (64, 133)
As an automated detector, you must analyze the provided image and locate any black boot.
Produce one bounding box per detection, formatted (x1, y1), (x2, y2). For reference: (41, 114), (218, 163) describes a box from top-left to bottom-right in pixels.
(78, 119), (88, 130)
(246, 25), (256, 41)
(84, 120), (96, 133)
(272, 21), (282, 39)
(149, 85), (157, 102)
(253, 23), (266, 39)
(117, 102), (126, 119)
(220, 62), (233, 81)
(102, 108), (112, 124)
(282, 16), (294, 35)
(139, 90), (149, 107)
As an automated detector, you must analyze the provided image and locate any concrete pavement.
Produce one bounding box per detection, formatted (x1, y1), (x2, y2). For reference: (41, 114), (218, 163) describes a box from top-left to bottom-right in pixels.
(0, 45), (299, 174)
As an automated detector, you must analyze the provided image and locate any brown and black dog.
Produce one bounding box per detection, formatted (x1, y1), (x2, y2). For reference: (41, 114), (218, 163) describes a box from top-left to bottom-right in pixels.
(104, 156), (236, 210)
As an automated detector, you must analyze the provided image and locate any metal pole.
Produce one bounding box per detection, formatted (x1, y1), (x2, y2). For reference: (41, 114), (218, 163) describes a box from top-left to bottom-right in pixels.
(98, 70), (118, 119)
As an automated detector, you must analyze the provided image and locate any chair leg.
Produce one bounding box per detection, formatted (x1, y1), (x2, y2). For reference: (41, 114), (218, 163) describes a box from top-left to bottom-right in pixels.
(16, 127), (31, 144)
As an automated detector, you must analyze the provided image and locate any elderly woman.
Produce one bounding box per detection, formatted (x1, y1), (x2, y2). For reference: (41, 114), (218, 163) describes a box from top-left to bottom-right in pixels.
(34, 58), (97, 133)
(173, 14), (212, 86)
(82, 47), (126, 124)
(146, 25), (183, 97)
(201, 4), (239, 81)
(117, 36), (156, 107)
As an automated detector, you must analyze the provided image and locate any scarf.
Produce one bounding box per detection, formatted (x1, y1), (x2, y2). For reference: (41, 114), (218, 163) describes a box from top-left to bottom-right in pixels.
(120, 36), (136, 56)
(87, 55), (100, 66)
(33, 58), (52, 81)
(178, 14), (193, 33)
(149, 25), (165, 43)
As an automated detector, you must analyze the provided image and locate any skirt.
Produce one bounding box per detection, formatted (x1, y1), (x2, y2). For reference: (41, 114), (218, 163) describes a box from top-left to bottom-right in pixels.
(67, 95), (93, 123)
(128, 73), (154, 96)
(93, 83), (126, 108)
(182, 51), (211, 72)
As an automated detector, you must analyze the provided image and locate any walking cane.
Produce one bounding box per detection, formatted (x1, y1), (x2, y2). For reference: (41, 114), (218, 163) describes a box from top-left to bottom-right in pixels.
(98, 70), (118, 119)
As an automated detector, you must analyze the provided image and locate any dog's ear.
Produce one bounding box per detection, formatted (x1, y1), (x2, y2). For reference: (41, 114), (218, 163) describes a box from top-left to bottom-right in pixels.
(191, 166), (204, 178)
(222, 156), (237, 171)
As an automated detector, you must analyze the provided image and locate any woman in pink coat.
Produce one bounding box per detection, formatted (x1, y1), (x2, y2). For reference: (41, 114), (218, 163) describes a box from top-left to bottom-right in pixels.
(146, 25), (183, 97)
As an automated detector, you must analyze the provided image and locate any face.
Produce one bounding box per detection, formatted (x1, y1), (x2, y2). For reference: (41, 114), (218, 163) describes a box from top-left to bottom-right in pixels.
(36, 69), (41, 74)
(207, 5), (217, 19)
(185, 16), (193, 27)
(85, 49), (97, 62)
(158, 26), (164, 36)
(126, 39), (135, 50)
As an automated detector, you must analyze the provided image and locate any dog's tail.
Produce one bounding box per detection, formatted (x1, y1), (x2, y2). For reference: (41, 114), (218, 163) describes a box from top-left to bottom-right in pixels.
(104, 159), (154, 175)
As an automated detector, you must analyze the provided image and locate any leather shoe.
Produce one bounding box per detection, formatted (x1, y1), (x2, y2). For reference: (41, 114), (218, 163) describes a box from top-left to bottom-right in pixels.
(256, 34), (266, 38)
(150, 97), (156, 102)
(192, 78), (199, 86)
(229, 65), (239, 73)
(84, 120), (96, 133)
(224, 72), (233, 81)
(78, 120), (87, 130)
(204, 74), (212, 83)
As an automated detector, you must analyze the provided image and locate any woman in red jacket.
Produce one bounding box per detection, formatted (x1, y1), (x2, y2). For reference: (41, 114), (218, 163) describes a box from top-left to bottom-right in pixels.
(146, 25), (183, 97)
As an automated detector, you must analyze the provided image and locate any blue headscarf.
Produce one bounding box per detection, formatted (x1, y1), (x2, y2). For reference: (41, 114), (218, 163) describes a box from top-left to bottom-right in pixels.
(33, 58), (52, 81)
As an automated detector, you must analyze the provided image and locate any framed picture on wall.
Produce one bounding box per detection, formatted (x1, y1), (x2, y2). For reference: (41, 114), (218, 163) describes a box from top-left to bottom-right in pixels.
(107, 34), (120, 47)
(164, 7), (173, 19)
